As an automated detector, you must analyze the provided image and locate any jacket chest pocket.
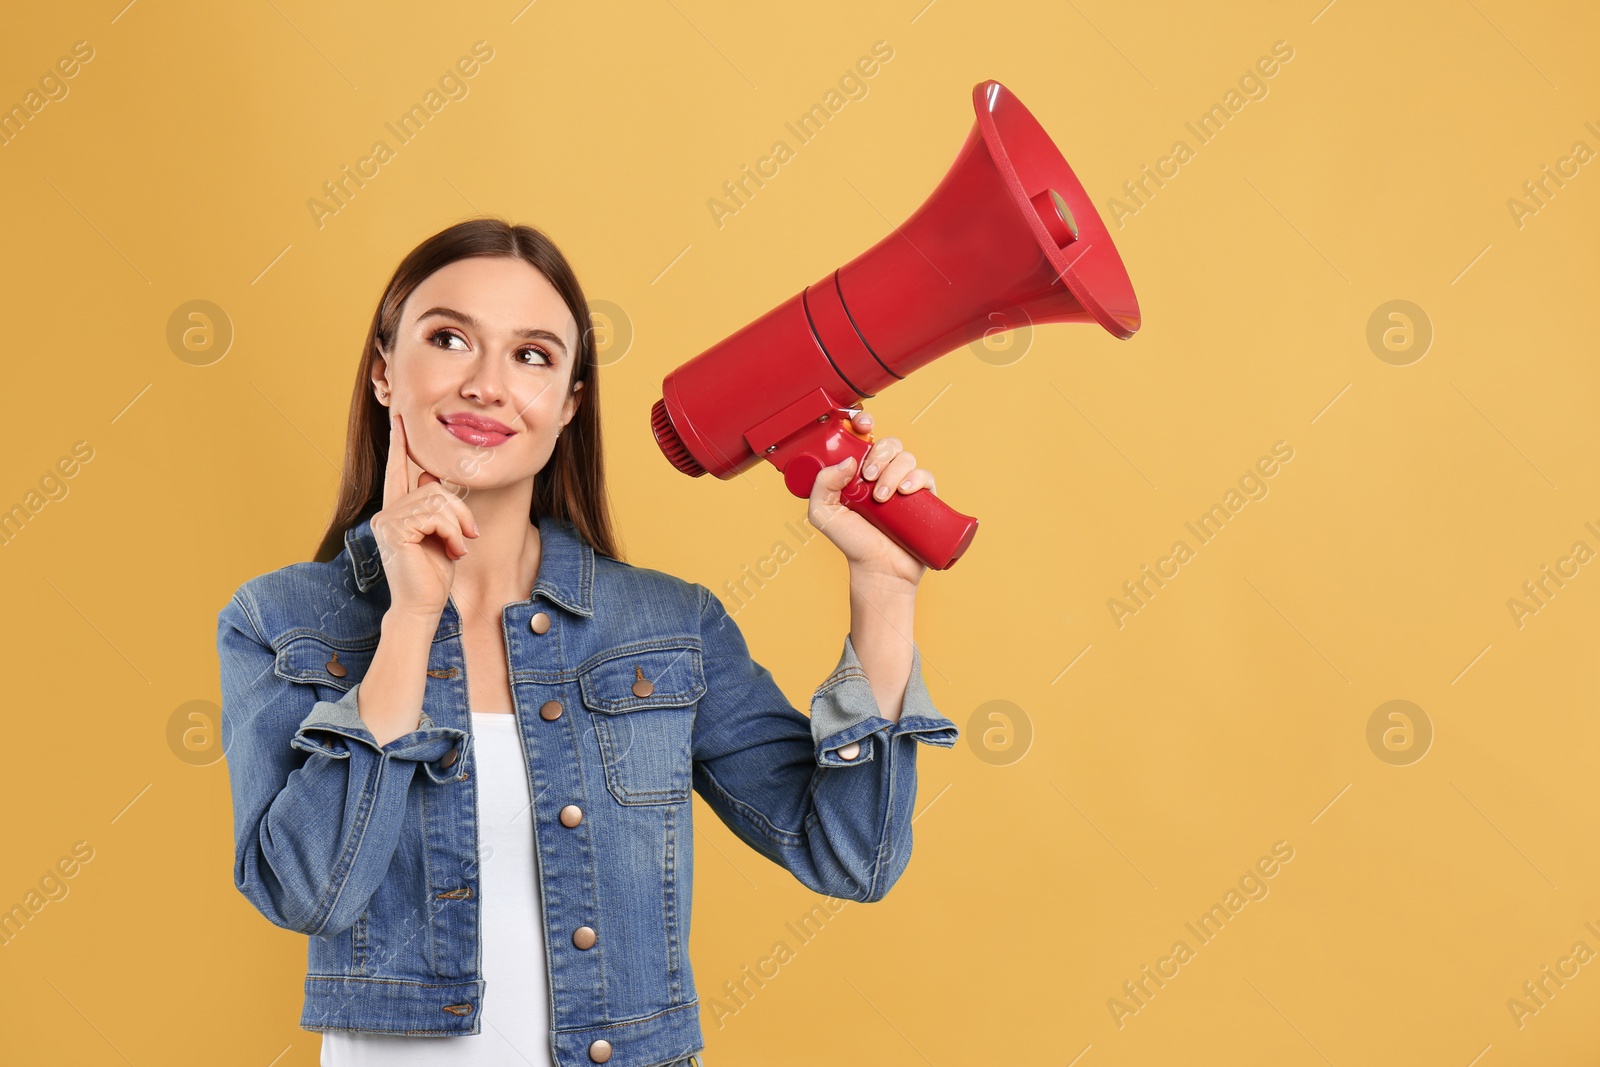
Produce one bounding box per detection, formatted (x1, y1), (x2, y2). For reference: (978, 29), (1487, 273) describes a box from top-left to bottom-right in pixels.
(578, 644), (706, 805)
(274, 632), (377, 700)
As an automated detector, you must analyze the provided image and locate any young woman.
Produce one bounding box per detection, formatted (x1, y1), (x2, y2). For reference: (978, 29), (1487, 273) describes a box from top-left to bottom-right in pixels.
(216, 218), (959, 1066)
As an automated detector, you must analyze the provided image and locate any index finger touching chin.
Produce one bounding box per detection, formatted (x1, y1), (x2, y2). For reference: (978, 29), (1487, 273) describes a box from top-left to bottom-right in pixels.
(410, 454), (439, 489)
(383, 413), (411, 507)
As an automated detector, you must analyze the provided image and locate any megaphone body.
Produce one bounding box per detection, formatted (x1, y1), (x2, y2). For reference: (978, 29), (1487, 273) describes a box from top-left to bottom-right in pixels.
(652, 80), (1141, 570)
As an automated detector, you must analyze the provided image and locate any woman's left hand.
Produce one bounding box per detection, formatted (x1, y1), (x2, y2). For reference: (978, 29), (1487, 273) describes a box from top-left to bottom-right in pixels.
(808, 410), (935, 588)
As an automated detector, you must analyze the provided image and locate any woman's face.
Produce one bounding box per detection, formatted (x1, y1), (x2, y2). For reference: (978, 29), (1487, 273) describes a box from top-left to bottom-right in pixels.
(373, 255), (583, 490)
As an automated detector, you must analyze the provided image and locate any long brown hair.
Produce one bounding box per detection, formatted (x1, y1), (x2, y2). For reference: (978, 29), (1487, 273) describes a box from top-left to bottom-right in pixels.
(312, 217), (622, 564)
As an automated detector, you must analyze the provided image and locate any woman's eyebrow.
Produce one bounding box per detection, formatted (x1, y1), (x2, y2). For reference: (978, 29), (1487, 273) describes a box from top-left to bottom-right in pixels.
(416, 305), (568, 356)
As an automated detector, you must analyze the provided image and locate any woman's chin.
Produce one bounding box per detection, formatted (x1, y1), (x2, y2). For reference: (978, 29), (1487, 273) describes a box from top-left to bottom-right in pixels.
(432, 466), (535, 493)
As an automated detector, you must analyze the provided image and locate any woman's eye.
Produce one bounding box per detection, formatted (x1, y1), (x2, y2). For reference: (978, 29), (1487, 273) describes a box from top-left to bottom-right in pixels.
(427, 330), (549, 365)
(428, 329), (468, 351)
(428, 329), (553, 367)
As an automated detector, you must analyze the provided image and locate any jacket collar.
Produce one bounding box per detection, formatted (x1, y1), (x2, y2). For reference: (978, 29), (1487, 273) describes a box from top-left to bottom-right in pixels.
(343, 509), (595, 617)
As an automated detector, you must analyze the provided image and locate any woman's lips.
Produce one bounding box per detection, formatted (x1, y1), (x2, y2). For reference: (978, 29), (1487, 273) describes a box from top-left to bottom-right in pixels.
(441, 420), (514, 447)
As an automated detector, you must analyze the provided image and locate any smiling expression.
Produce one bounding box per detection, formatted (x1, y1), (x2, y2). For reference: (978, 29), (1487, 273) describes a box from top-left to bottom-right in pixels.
(373, 255), (584, 488)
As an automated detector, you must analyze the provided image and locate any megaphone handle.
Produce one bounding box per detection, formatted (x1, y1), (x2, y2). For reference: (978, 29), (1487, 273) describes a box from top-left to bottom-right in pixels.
(837, 464), (980, 571)
(776, 422), (979, 570)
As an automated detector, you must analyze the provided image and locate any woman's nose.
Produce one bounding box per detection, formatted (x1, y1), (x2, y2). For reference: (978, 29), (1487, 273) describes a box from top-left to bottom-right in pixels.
(461, 358), (505, 401)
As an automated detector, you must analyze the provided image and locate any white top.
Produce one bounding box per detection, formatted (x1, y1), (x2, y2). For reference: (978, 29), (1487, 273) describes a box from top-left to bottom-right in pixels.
(322, 712), (553, 1065)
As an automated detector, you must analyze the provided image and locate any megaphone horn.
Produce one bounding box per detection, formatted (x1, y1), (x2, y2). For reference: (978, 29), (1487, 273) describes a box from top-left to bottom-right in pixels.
(651, 79), (1141, 570)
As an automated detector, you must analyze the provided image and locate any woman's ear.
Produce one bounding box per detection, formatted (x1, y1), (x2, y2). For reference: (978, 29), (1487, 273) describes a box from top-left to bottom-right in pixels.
(559, 379), (583, 427)
(370, 348), (391, 404)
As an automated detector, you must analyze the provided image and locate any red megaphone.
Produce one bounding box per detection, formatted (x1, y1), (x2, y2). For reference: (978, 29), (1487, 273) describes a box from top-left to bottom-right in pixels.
(651, 79), (1141, 570)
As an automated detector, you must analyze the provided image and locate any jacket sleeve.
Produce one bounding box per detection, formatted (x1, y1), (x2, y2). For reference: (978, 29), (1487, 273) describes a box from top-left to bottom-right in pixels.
(216, 587), (467, 937)
(688, 584), (958, 902)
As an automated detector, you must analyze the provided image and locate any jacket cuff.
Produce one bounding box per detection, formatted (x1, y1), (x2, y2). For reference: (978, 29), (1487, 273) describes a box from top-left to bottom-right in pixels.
(810, 634), (959, 767)
(291, 682), (470, 784)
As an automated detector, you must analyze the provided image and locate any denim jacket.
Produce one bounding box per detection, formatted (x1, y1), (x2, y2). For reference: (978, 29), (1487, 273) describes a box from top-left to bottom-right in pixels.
(215, 508), (958, 1064)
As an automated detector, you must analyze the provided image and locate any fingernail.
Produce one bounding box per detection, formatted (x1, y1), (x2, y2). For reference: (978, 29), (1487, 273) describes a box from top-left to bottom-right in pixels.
(837, 457), (852, 468)
(900, 480), (913, 491)
(863, 464), (877, 478)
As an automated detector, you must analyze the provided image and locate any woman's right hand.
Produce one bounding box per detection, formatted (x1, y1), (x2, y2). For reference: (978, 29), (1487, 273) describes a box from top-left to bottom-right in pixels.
(372, 411), (480, 619)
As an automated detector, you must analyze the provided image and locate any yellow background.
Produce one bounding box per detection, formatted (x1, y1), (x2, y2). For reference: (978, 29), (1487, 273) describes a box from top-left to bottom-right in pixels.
(1, 0), (1597, 1063)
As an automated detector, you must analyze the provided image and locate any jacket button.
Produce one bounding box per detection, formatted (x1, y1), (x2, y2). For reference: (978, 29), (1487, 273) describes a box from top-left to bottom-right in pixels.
(587, 1038), (612, 1062)
(540, 699), (563, 721)
(325, 651), (347, 678)
(572, 925), (596, 949)
(837, 741), (860, 760)
(440, 747), (459, 769)
(559, 804), (583, 827)
(530, 611), (551, 634)
(631, 665), (654, 698)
